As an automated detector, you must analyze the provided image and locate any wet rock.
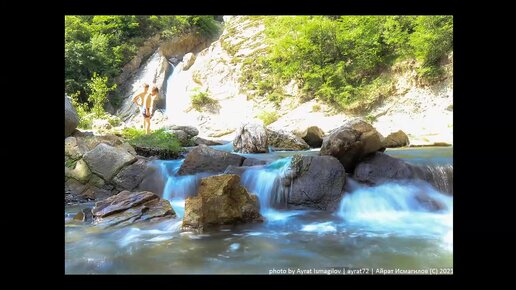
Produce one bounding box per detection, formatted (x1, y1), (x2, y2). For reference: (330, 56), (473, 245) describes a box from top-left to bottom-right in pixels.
(182, 174), (262, 231)
(286, 155), (346, 211)
(178, 144), (245, 175)
(112, 158), (150, 191)
(320, 118), (384, 171)
(192, 136), (223, 146)
(92, 190), (175, 228)
(353, 152), (416, 184)
(242, 158), (267, 166)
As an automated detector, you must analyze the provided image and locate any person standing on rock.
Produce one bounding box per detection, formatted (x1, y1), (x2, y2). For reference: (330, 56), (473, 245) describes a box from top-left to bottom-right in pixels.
(142, 86), (159, 134)
(132, 83), (149, 130)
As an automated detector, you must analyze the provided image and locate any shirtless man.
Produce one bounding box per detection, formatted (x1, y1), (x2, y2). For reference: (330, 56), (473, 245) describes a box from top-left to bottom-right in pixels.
(132, 83), (149, 129)
(142, 86), (159, 134)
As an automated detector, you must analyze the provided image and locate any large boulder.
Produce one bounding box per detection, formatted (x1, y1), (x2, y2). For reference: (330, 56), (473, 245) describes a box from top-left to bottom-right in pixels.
(353, 152), (453, 195)
(91, 190), (175, 228)
(233, 123), (268, 153)
(191, 136), (223, 146)
(65, 178), (113, 204)
(112, 158), (151, 191)
(223, 165), (250, 176)
(178, 144), (245, 175)
(65, 137), (89, 160)
(65, 95), (79, 137)
(166, 125), (199, 137)
(282, 155), (346, 211)
(294, 126), (325, 148)
(65, 159), (91, 184)
(266, 129), (309, 151)
(182, 174), (262, 231)
(168, 129), (190, 145)
(242, 158), (267, 166)
(319, 119), (384, 171)
(382, 130), (410, 148)
(353, 152), (416, 184)
(83, 143), (137, 181)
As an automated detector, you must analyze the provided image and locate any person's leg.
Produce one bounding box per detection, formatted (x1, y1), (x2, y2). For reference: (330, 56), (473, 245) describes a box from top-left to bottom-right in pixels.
(144, 117), (150, 134)
(142, 108), (146, 130)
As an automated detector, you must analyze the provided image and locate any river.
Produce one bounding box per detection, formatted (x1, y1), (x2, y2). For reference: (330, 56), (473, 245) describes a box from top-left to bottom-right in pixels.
(65, 146), (453, 274)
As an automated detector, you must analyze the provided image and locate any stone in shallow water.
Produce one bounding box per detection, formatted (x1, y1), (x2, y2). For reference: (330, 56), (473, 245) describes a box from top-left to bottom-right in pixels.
(91, 190), (175, 228)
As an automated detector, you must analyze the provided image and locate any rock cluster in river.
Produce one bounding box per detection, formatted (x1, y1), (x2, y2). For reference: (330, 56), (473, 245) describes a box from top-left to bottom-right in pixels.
(65, 133), (154, 204)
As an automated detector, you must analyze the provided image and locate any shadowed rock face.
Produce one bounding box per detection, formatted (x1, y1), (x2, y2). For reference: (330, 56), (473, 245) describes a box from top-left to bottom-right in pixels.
(320, 119), (384, 172)
(178, 144), (245, 175)
(91, 190), (175, 228)
(354, 152), (453, 195)
(294, 126), (325, 148)
(354, 152), (416, 184)
(65, 95), (79, 137)
(283, 155), (346, 211)
(182, 174), (262, 231)
(233, 123), (269, 153)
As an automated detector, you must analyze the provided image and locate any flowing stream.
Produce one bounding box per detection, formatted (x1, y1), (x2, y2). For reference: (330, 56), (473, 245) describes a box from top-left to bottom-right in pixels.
(65, 146), (453, 274)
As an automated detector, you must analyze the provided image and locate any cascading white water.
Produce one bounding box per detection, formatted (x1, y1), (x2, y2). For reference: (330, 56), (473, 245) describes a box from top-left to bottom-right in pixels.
(338, 179), (453, 244)
(164, 61), (195, 125)
(421, 164), (453, 194)
(240, 157), (293, 216)
(157, 159), (210, 218)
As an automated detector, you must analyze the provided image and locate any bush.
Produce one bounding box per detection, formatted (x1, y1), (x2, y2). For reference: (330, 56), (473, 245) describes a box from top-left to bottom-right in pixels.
(191, 90), (219, 112)
(312, 104), (321, 112)
(257, 111), (280, 126)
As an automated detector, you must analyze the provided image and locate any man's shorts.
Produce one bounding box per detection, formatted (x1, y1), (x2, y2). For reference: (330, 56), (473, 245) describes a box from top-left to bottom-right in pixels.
(142, 107), (153, 119)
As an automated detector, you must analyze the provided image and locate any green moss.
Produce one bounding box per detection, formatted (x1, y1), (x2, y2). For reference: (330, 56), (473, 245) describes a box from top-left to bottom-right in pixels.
(122, 128), (183, 156)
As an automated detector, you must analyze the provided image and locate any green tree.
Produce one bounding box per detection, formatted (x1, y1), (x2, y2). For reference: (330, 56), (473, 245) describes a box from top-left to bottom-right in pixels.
(86, 73), (117, 117)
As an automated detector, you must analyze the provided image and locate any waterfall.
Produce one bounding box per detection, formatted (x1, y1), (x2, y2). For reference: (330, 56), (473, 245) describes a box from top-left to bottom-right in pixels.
(240, 157), (293, 212)
(157, 159), (210, 216)
(164, 61), (192, 124)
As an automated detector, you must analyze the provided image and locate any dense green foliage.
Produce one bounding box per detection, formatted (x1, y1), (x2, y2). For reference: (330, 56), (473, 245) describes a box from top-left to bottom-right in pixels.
(65, 15), (220, 105)
(241, 16), (452, 112)
(257, 111), (280, 125)
(122, 128), (182, 154)
(70, 73), (117, 129)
